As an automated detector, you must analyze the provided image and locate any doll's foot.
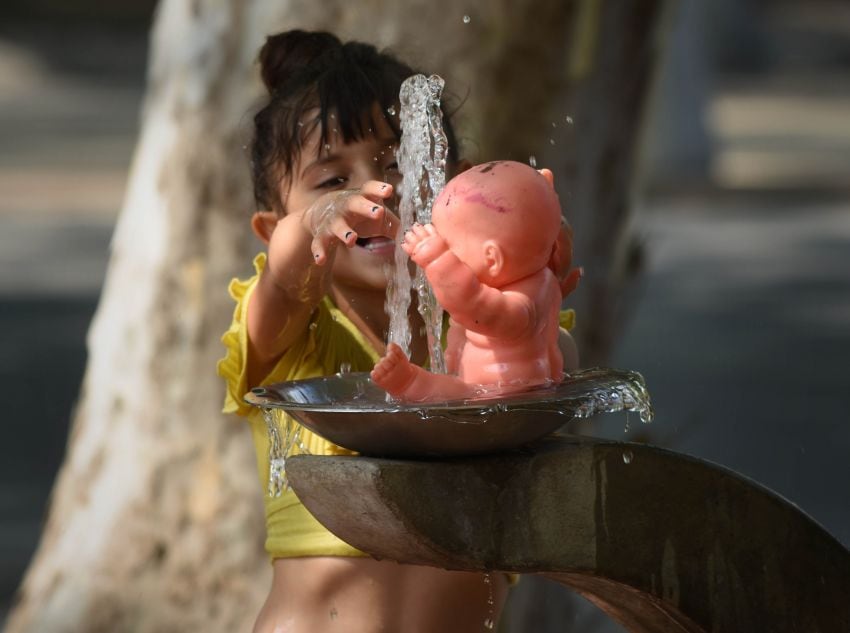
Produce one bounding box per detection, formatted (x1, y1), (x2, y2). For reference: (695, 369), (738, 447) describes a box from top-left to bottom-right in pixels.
(371, 343), (418, 396)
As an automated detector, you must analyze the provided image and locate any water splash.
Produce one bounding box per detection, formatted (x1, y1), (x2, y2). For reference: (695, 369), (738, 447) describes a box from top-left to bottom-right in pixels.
(483, 572), (495, 630)
(567, 368), (654, 424)
(386, 74), (449, 373)
(262, 407), (311, 497)
(252, 368), (653, 425)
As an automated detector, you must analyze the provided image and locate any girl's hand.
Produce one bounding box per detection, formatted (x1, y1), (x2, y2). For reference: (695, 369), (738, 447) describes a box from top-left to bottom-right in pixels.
(548, 217), (582, 299)
(304, 180), (398, 265)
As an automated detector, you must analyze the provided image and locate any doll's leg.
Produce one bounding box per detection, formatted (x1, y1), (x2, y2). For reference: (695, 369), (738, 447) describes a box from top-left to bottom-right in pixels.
(371, 343), (475, 401)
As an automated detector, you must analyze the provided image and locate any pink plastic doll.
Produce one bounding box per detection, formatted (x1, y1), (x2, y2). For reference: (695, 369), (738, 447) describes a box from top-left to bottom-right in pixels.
(371, 160), (572, 401)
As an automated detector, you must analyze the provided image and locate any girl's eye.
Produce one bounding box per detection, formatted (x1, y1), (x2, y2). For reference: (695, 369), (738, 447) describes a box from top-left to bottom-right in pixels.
(318, 176), (346, 189)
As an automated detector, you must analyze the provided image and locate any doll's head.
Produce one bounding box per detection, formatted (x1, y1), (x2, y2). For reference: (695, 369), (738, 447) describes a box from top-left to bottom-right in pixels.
(432, 161), (563, 287)
(251, 30), (461, 214)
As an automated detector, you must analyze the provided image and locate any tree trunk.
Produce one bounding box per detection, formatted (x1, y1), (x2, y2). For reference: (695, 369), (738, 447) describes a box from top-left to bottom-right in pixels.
(6, 1), (665, 631)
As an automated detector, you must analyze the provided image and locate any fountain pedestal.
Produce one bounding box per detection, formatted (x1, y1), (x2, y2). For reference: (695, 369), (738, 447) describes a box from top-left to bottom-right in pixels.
(287, 435), (850, 633)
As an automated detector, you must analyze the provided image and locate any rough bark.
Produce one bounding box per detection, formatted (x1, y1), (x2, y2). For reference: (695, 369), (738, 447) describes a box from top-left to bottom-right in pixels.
(6, 1), (665, 631)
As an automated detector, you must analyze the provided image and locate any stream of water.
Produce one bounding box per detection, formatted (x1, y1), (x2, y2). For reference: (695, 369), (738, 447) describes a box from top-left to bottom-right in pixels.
(385, 74), (448, 373)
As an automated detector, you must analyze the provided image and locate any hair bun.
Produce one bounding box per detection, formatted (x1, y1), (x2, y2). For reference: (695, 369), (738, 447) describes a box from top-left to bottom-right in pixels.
(258, 30), (342, 93)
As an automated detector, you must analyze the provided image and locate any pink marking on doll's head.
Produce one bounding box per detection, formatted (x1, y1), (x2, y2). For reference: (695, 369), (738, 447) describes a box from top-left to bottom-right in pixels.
(463, 191), (511, 214)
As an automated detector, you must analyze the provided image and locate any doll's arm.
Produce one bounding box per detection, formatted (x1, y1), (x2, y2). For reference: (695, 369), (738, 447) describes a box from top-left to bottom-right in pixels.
(427, 256), (533, 338)
(403, 225), (532, 338)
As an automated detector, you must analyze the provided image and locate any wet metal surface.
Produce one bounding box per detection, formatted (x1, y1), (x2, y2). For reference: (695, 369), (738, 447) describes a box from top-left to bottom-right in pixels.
(245, 368), (651, 457)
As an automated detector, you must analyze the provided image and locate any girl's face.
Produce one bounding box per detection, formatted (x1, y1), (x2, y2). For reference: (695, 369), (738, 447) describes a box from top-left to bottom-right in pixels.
(282, 106), (402, 293)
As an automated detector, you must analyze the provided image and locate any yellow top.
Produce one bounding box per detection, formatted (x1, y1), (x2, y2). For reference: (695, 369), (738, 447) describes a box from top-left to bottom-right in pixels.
(218, 252), (576, 560)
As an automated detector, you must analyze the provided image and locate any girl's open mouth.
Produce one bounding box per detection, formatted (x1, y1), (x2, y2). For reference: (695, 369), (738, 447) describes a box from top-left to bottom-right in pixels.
(355, 236), (395, 255)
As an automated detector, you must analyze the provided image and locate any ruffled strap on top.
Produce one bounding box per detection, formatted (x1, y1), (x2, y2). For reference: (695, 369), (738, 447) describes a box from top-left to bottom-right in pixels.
(218, 252), (267, 417)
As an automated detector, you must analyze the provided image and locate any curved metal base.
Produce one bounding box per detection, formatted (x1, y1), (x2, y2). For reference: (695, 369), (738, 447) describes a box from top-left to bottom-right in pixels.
(287, 435), (850, 633)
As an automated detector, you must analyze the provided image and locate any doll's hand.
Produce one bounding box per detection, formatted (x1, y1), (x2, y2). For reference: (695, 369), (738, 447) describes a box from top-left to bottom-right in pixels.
(402, 223), (449, 267)
(305, 181), (398, 265)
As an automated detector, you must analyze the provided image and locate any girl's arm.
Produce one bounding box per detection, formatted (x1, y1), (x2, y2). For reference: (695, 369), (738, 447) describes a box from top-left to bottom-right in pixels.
(246, 182), (395, 385)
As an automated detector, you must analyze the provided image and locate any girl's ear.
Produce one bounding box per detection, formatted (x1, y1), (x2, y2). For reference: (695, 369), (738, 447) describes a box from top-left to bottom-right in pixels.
(251, 211), (278, 245)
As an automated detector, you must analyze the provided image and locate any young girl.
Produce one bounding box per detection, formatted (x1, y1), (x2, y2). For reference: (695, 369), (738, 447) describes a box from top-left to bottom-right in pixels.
(217, 30), (512, 632)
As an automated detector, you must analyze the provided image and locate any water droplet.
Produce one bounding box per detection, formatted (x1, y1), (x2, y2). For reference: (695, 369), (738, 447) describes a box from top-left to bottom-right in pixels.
(309, 322), (318, 331)
(330, 113), (336, 120)
(484, 618), (495, 630)
(565, 115), (574, 125)
(297, 121), (304, 127)
(463, 15), (471, 24)
(551, 121), (557, 128)
(387, 105), (397, 116)
(339, 362), (352, 374)
(549, 138), (556, 146)
(623, 450), (634, 464)
(324, 143), (331, 151)
(528, 155), (537, 168)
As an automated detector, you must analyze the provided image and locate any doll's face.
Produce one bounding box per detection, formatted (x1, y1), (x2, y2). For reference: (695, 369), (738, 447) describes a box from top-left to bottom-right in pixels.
(433, 161), (563, 285)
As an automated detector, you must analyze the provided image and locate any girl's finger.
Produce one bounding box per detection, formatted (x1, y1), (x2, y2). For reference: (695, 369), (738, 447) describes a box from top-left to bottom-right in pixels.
(344, 194), (386, 222)
(361, 180), (394, 201)
(325, 215), (358, 247)
(311, 234), (329, 265)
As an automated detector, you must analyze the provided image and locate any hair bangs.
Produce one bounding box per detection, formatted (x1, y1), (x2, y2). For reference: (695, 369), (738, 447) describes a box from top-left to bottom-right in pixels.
(314, 55), (404, 153)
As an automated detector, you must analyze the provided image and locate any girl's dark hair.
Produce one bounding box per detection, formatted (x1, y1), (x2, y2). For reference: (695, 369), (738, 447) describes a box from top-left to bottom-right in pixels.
(251, 30), (460, 211)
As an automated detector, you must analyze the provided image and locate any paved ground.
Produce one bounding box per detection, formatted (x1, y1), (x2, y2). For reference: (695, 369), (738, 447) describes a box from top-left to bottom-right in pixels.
(1, 8), (849, 632)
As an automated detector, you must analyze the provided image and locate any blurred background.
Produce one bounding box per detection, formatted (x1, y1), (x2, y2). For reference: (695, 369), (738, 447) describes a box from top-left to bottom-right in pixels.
(1, 0), (848, 629)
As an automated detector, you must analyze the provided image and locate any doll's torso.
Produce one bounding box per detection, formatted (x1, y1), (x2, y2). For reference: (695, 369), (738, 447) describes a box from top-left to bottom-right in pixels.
(453, 268), (563, 389)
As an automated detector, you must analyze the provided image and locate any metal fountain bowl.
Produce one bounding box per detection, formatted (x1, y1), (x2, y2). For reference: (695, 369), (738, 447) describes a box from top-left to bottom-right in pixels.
(244, 367), (653, 458)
